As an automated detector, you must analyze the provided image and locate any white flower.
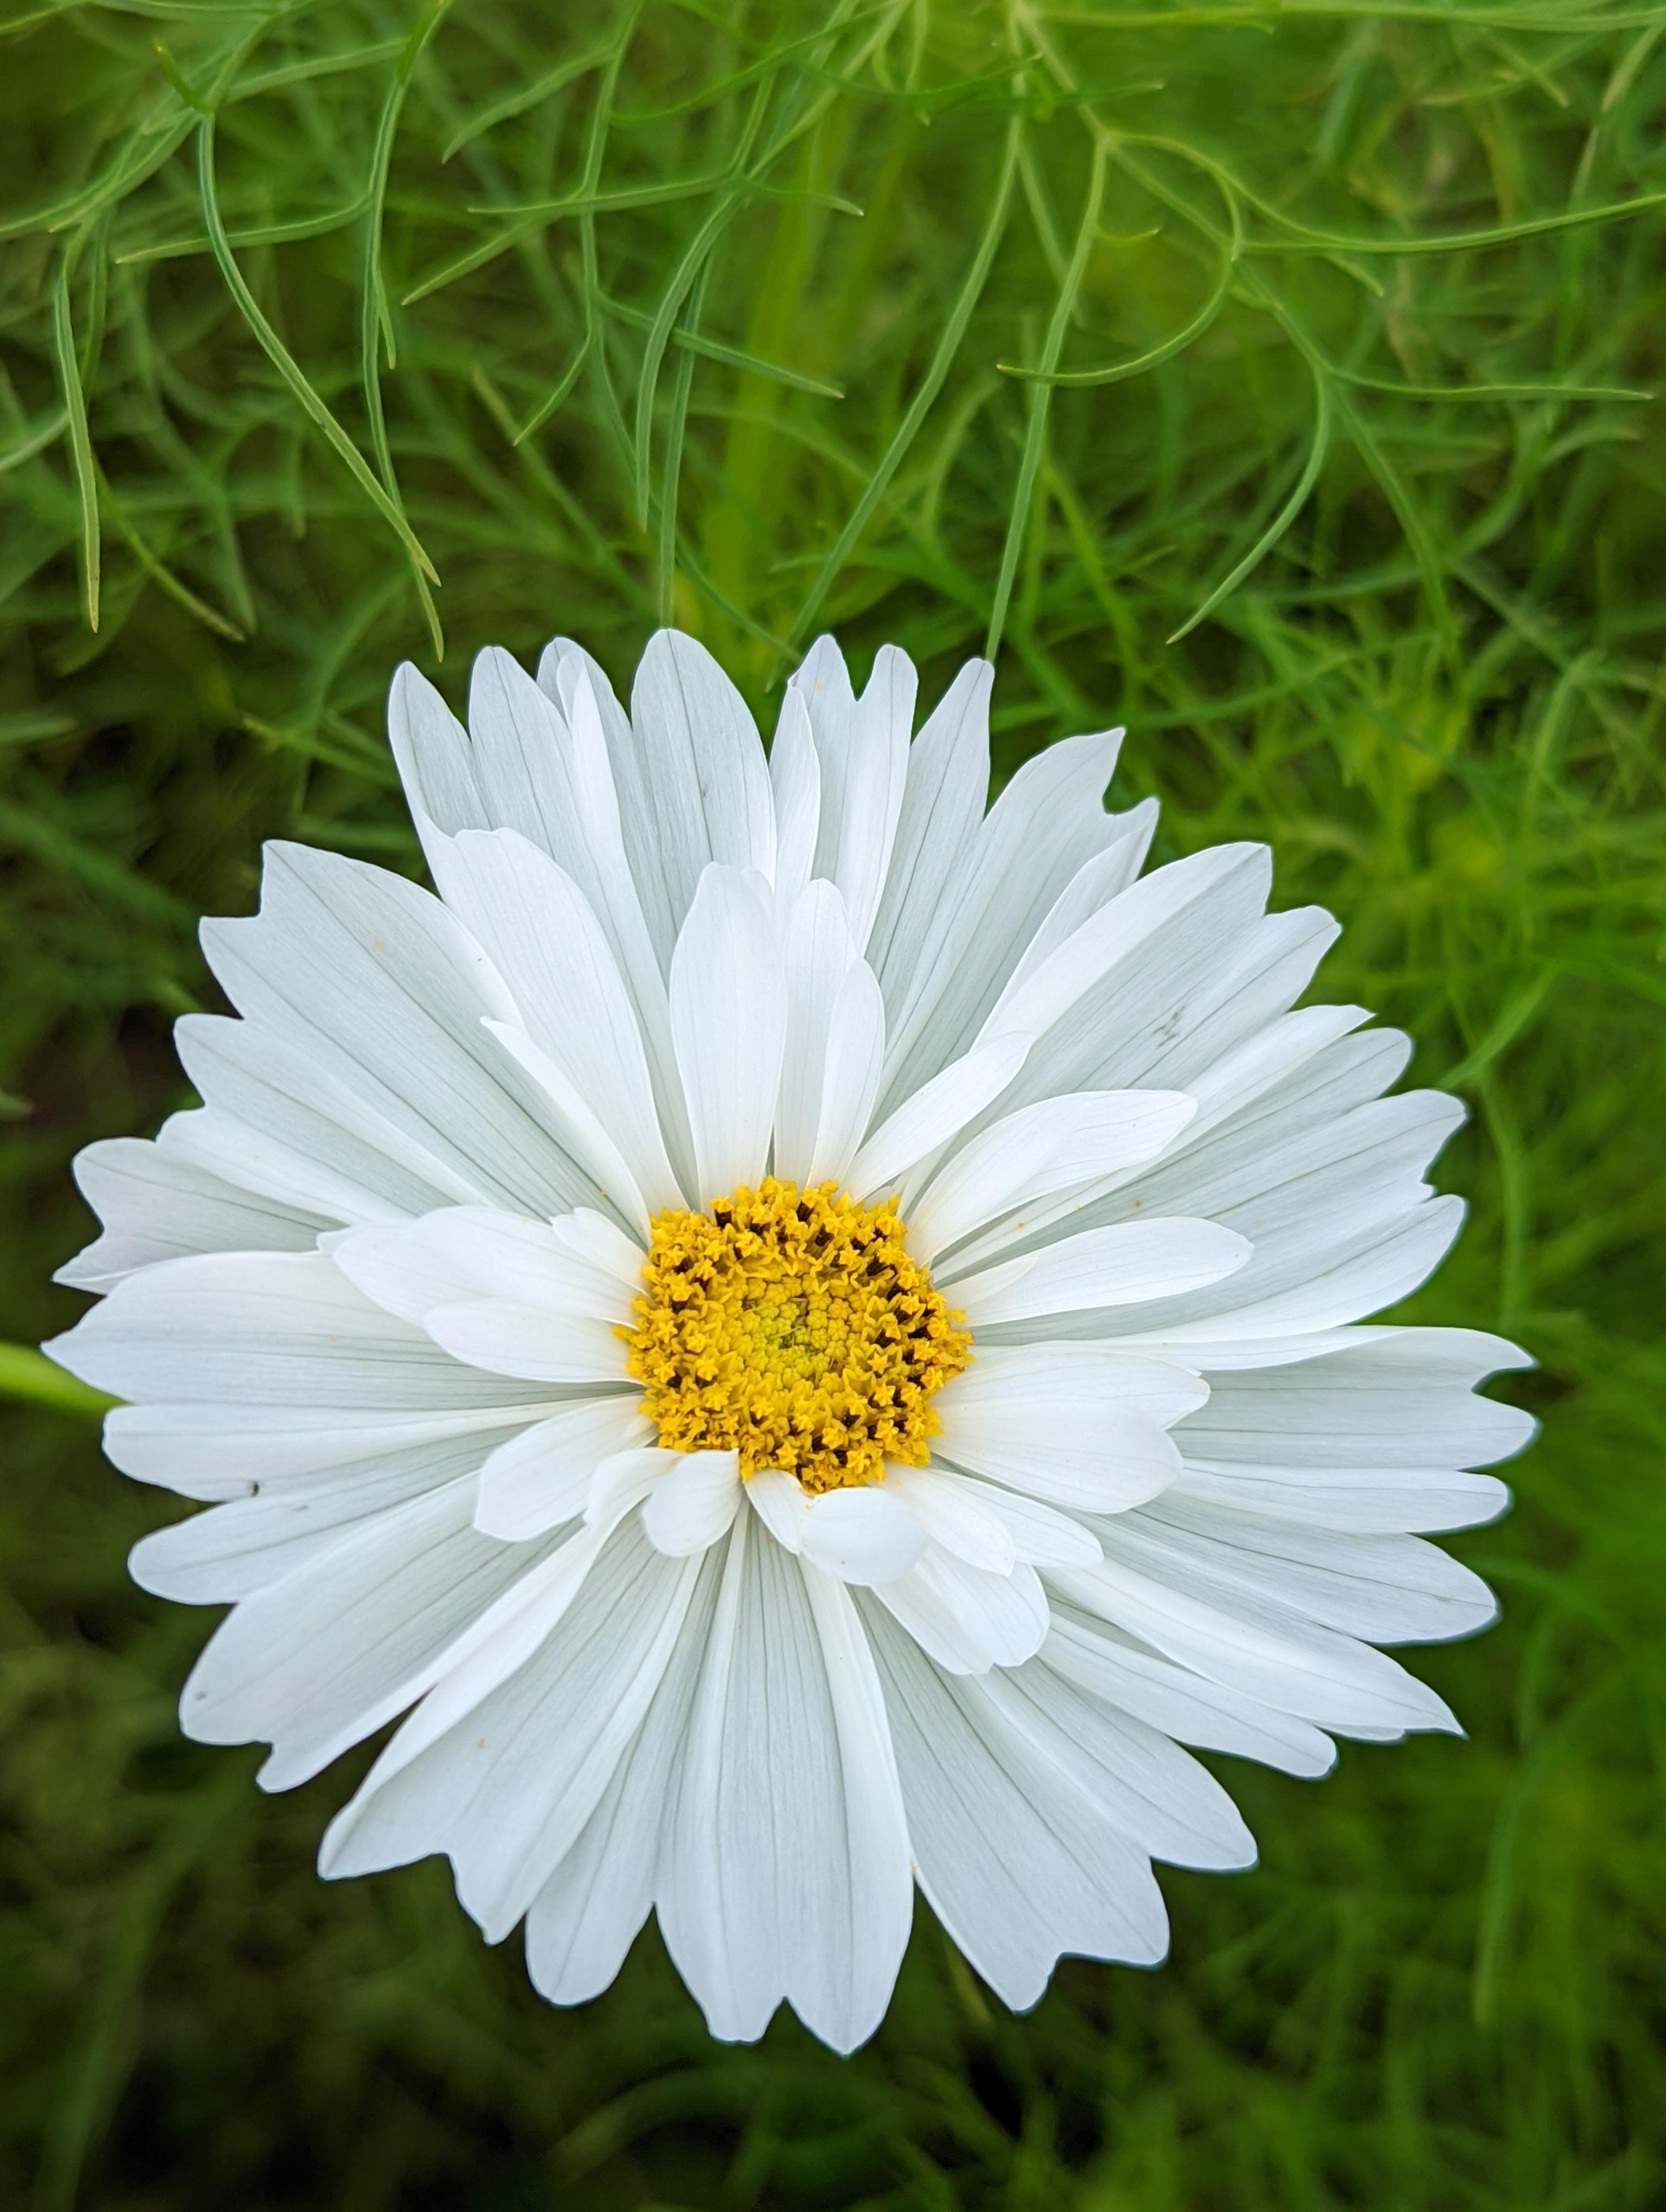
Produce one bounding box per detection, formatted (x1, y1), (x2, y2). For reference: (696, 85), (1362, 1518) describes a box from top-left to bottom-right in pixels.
(45, 630), (1533, 2052)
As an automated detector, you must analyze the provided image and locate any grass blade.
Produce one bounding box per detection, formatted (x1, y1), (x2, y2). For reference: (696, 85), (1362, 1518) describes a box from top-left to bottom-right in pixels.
(101, 481), (245, 642)
(999, 247), (1233, 388)
(986, 136), (1106, 658)
(602, 291), (843, 397)
(195, 115), (439, 585)
(632, 73), (774, 524)
(657, 264), (709, 625)
(0, 1342), (116, 1419)
(1167, 354), (1332, 643)
(50, 249), (99, 632)
(361, 3), (453, 658)
(442, 41), (611, 161)
(785, 109), (1023, 652)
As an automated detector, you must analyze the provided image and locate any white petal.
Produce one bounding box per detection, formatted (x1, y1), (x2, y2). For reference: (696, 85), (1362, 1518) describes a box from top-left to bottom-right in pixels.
(315, 1460), (668, 1837)
(548, 1207), (647, 1287)
(1143, 906), (1348, 1098)
(806, 960), (886, 1188)
(44, 1251), (558, 1415)
(538, 637), (682, 976)
(387, 661), (490, 871)
(325, 1219), (481, 1327)
(412, 1207), (633, 1318)
(863, 1558), (995, 1673)
(982, 848), (1285, 1135)
(524, 1548), (721, 2002)
(785, 1557), (916, 2048)
(870, 1548), (1049, 1672)
(795, 638), (914, 951)
(198, 841), (599, 1220)
(1169, 1074), (1466, 1234)
(775, 882), (860, 1183)
(104, 1397), (549, 1504)
(877, 728), (1130, 1105)
(477, 1019), (651, 1236)
(798, 1483), (927, 1585)
(1050, 1555), (1459, 1738)
(330, 1207), (635, 1332)
(642, 1449), (744, 1556)
(169, 1030), (490, 1226)
(669, 865), (787, 1201)
(1045, 1606), (1336, 1777)
(930, 1007), (1370, 1290)
(629, 630), (776, 931)
(1168, 1321), (1529, 1533)
(322, 1517), (704, 1941)
(787, 633), (851, 744)
(887, 1465), (1016, 1572)
(1175, 1020), (1415, 1193)
(559, 661), (700, 1188)
(56, 1137), (330, 1290)
(126, 1412), (531, 1601)
(460, 647), (585, 859)
(425, 1299), (629, 1385)
(860, 1600), (1169, 2007)
(393, 646), (688, 1053)
(1175, 1458), (1510, 1536)
(944, 1475), (1103, 1567)
(773, 883), (886, 1192)
(1133, 1197), (1468, 1346)
(146, 1106), (385, 1240)
(1123, 1493), (1498, 1644)
(1168, 1327), (1533, 1536)
(1041, 1084), (1465, 1346)
(1119, 1327), (1388, 1374)
(947, 927), (1366, 1296)
(428, 829), (683, 1212)
(443, 652), (685, 1130)
(172, 1478), (553, 1790)
(658, 1513), (913, 2051)
(1175, 1000), (1375, 1144)
(585, 1446), (671, 1527)
(847, 1033), (1031, 1199)
(979, 1660), (1255, 1870)
(947, 1341), (1207, 1427)
(768, 687), (821, 914)
(931, 1346), (1202, 1512)
(981, 842), (1268, 1046)
(475, 1399), (652, 1539)
(947, 1217), (1249, 1328)
(907, 1089), (1197, 1263)
(866, 658), (991, 1012)
(743, 1467), (810, 1552)
(990, 807), (1158, 1013)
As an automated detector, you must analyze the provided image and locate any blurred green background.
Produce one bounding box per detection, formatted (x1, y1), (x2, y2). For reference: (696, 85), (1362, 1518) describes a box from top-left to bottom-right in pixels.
(2, 1), (1664, 2205)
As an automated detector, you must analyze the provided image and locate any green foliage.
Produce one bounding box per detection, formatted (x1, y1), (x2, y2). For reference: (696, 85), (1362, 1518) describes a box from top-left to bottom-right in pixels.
(2, 0), (1664, 2204)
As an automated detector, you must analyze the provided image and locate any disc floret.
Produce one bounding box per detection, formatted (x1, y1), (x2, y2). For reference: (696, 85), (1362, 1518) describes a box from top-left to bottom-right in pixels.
(623, 1178), (973, 1494)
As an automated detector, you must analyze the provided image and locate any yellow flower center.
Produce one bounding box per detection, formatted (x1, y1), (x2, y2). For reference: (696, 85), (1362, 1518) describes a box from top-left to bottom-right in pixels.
(622, 1177), (973, 1494)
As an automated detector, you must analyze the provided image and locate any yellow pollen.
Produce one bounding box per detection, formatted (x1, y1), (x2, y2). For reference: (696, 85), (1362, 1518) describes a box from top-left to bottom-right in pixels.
(621, 1177), (973, 1494)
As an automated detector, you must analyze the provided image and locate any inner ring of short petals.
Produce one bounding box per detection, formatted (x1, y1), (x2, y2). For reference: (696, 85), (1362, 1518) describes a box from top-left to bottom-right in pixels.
(621, 1177), (973, 1494)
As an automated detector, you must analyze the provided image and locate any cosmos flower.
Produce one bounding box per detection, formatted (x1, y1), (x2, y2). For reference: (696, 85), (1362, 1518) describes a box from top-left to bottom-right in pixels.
(45, 631), (1533, 2052)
